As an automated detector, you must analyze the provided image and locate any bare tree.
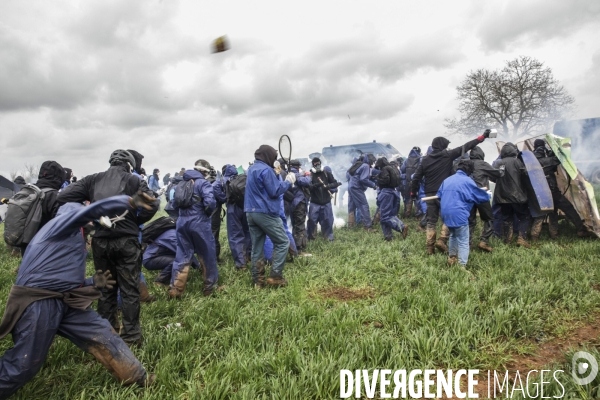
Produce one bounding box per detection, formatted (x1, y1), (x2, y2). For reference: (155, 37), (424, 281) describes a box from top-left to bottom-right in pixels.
(9, 169), (21, 181)
(23, 163), (39, 184)
(445, 56), (575, 140)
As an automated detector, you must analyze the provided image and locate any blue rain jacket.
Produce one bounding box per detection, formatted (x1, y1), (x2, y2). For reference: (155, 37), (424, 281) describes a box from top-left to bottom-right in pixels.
(244, 160), (291, 217)
(437, 170), (491, 228)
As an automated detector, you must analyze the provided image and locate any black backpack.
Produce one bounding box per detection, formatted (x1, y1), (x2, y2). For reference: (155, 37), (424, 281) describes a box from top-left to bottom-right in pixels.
(142, 216), (176, 244)
(173, 179), (199, 209)
(4, 185), (53, 246)
(226, 174), (247, 208)
(347, 160), (363, 177)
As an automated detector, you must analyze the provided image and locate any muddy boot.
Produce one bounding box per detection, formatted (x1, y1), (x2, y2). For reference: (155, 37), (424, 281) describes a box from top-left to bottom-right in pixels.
(404, 201), (413, 219)
(426, 228), (436, 255)
(447, 256), (458, 266)
(477, 241), (493, 253)
(372, 211), (381, 225)
(548, 213), (559, 239)
(402, 225), (409, 239)
(266, 275), (288, 287)
(516, 236), (531, 248)
(503, 222), (513, 244)
(530, 217), (543, 242)
(168, 265), (190, 299)
(139, 280), (156, 303)
(253, 260), (266, 289)
(364, 227), (376, 233)
(435, 224), (449, 253)
(347, 212), (356, 228)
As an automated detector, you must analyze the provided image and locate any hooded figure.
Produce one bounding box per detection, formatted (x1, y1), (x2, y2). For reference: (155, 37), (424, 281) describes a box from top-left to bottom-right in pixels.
(13, 176), (26, 186)
(169, 169), (218, 298)
(401, 147), (422, 218)
(492, 142), (530, 247)
(14, 161), (65, 255)
(375, 157), (408, 240)
(347, 154), (376, 230)
(60, 168), (72, 190)
(467, 146), (504, 252)
(0, 196), (155, 398)
(307, 158), (340, 241)
(245, 144), (292, 288)
(162, 173), (171, 186)
(213, 164), (252, 269)
(164, 175), (183, 220)
(411, 131), (488, 255)
(530, 139), (587, 240)
(56, 150), (159, 345)
(127, 150), (144, 176)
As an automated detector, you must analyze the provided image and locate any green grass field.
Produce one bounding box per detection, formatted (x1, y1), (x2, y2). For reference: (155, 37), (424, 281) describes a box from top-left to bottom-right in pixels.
(1, 196), (600, 399)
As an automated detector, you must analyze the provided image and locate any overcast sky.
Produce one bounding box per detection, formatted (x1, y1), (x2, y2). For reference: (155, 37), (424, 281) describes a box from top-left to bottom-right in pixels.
(1, 0), (599, 180)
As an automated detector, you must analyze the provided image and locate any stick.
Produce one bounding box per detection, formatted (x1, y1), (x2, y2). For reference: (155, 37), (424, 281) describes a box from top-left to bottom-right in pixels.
(421, 195), (439, 201)
(317, 177), (334, 198)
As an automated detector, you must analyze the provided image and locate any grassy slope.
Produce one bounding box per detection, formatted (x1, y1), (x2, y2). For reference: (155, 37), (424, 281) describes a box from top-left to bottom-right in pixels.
(1, 195), (600, 399)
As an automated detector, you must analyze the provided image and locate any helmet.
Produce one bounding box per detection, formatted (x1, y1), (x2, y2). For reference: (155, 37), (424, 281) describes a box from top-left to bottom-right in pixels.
(109, 150), (136, 171)
(194, 159), (212, 173)
(289, 159), (301, 168)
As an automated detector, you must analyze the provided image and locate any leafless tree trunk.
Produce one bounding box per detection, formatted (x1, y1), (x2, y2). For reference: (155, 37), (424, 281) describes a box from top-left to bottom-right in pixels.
(23, 163), (39, 184)
(9, 169), (20, 181)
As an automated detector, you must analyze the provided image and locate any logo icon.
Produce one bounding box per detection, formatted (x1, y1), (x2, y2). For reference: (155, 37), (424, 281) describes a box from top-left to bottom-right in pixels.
(572, 351), (598, 385)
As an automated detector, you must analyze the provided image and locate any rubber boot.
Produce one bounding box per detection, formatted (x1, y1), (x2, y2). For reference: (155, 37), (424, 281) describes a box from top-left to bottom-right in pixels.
(478, 241), (493, 253)
(139, 280), (156, 303)
(516, 235), (531, 248)
(426, 228), (436, 255)
(253, 260), (266, 289)
(503, 221), (513, 244)
(548, 213), (559, 239)
(372, 210), (381, 225)
(530, 217), (543, 242)
(404, 201), (413, 219)
(168, 265), (190, 299)
(447, 256), (458, 266)
(435, 224), (450, 253)
(347, 212), (356, 228)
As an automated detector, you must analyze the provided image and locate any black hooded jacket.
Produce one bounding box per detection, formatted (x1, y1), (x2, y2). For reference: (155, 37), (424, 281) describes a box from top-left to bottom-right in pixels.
(411, 136), (483, 195)
(309, 169), (338, 205)
(375, 158), (400, 189)
(470, 146), (504, 189)
(35, 161), (65, 229)
(57, 163), (158, 238)
(492, 143), (528, 204)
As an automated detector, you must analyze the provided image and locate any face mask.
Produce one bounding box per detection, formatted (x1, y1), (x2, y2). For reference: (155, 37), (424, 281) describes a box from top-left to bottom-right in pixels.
(313, 164), (321, 172)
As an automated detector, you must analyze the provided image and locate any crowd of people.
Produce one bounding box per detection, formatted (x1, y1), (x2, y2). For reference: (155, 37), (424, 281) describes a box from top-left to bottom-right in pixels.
(0, 132), (594, 397)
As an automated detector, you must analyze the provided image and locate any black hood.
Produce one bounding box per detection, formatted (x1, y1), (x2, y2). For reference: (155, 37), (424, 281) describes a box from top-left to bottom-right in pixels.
(500, 143), (519, 159)
(432, 137), (450, 151)
(470, 146), (485, 160)
(456, 159), (474, 175)
(64, 168), (72, 181)
(13, 176), (26, 185)
(127, 149), (144, 173)
(375, 157), (390, 169)
(254, 145), (278, 167)
(36, 161), (64, 190)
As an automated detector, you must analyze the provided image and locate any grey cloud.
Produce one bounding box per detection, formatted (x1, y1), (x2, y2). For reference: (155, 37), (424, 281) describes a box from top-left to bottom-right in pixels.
(476, 0), (600, 51)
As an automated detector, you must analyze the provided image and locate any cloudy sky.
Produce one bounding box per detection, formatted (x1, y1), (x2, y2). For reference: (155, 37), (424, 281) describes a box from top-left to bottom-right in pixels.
(1, 0), (599, 180)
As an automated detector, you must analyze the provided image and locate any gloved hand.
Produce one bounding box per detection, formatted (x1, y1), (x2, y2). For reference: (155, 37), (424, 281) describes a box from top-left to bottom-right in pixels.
(274, 160), (281, 175)
(329, 181), (342, 188)
(93, 270), (116, 290)
(483, 129), (491, 138)
(130, 191), (156, 210)
(304, 171), (311, 177)
(285, 173), (296, 185)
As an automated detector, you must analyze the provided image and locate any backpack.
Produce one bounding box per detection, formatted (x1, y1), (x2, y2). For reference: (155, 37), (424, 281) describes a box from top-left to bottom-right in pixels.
(141, 216), (176, 244)
(173, 179), (199, 209)
(3, 185), (53, 246)
(347, 160), (363, 176)
(226, 174), (247, 208)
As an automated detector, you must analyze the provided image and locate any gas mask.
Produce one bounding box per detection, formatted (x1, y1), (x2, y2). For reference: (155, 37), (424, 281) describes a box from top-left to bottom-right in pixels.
(311, 163), (322, 173)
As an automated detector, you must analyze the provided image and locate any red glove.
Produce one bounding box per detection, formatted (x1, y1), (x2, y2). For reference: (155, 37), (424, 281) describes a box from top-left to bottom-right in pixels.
(304, 172), (311, 176)
(477, 135), (485, 141)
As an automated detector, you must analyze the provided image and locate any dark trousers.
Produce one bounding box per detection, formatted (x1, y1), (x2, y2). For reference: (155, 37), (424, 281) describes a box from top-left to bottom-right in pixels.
(291, 201), (308, 251)
(425, 198), (442, 229)
(92, 236), (142, 343)
(211, 204), (223, 260)
(0, 299), (146, 399)
(469, 201), (494, 244)
(552, 190), (583, 231)
(500, 203), (530, 238)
